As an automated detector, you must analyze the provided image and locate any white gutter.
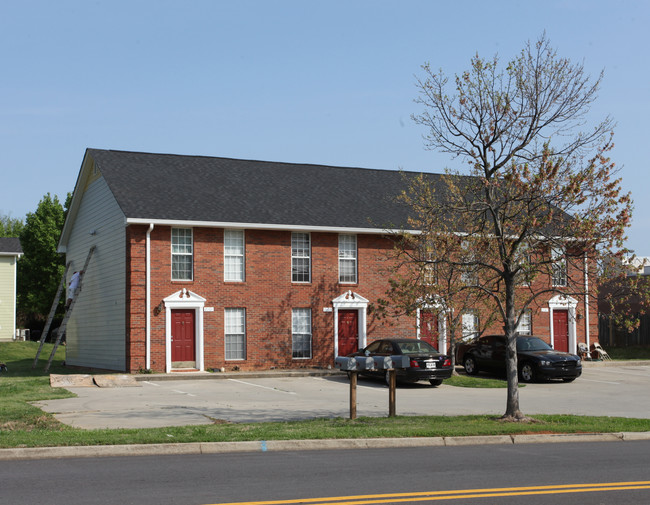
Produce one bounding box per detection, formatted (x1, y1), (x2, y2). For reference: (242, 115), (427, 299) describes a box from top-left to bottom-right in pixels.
(146, 223), (154, 369)
(584, 252), (590, 348)
(126, 217), (418, 236)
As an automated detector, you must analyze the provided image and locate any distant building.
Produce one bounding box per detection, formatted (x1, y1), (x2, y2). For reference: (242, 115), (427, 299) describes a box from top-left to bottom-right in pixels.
(0, 237), (23, 341)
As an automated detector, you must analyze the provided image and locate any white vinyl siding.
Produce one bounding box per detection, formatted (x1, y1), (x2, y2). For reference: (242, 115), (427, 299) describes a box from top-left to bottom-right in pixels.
(224, 230), (245, 282)
(292, 308), (312, 359)
(225, 308), (246, 360)
(171, 228), (193, 281)
(0, 256), (18, 341)
(338, 234), (357, 283)
(63, 176), (127, 371)
(291, 233), (310, 283)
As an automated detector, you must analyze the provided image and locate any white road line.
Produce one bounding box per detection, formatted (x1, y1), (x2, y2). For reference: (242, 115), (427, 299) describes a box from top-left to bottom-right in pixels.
(228, 378), (297, 394)
(142, 381), (160, 386)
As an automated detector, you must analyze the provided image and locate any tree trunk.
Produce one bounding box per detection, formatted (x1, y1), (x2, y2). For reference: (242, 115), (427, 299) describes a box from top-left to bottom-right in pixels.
(502, 277), (525, 420)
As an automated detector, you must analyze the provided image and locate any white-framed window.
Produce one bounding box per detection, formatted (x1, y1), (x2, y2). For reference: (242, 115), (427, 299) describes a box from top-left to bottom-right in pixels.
(339, 234), (357, 283)
(516, 309), (532, 335)
(419, 246), (437, 285)
(171, 228), (193, 281)
(292, 308), (312, 359)
(552, 246), (567, 287)
(461, 310), (479, 340)
(460, 240), (478, 286)
(224, 229), (245, 282)
(291, 232), (311, 283)
(225, 308), (246, 360)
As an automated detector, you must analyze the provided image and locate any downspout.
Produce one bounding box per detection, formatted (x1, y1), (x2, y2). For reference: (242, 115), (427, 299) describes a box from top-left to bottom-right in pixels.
(146, 223), (154, 370)
(584, 252), (590, 348)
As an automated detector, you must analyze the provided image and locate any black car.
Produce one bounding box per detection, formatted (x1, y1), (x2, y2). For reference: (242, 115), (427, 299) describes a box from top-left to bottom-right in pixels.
(348, 338), (454, 386)
(457, 335), (582, 383)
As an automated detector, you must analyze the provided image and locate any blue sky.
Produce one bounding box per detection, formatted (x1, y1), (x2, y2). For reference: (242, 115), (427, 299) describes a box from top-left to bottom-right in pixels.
(1, 0), (648, 253)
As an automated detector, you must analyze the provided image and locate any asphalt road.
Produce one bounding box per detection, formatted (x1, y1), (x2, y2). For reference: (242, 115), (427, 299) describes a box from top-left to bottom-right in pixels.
(33, 363), (650, 428)
(2, 441), (650, 505)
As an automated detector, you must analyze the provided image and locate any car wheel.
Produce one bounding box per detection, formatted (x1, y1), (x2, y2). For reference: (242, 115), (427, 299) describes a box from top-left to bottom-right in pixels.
(429, 378), (443, 387)
(519, 362), (535, 383)
(562, 377), (576, 383)
(464, 355), (479, 375)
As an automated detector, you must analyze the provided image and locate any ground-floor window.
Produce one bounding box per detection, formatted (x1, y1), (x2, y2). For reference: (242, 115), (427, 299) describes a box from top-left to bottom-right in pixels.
(225, 308), (246, 360)
(292, 308), (312, 359)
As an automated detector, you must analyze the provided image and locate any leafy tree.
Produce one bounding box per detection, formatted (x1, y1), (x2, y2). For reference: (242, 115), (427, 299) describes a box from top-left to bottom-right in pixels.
(17, 194), (68, 327)
(375, 173), (498, 372)
(0, 214), (24, 237)
(407, 34), (635, 421)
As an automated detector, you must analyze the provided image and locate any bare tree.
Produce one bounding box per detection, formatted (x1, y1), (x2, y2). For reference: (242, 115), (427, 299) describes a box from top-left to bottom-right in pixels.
(408, 34), (634, 421)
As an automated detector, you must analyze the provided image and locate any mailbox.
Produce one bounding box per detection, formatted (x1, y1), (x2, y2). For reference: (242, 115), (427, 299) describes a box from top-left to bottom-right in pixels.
(354, 356), (375, 371)
(372, 356), (393, 370)
(390, 355), (411, 368)
(335, 356), (357, 371)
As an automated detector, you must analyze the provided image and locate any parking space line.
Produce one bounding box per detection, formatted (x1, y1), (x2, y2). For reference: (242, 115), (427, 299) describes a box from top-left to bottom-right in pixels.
(228, 379), (297, 395)
(586, 368), (650, 378)
(142, 381), (160, 386)
(579, 378), (621, 385)
(310, 376), (382, 391)
(172, 389), (197, 397)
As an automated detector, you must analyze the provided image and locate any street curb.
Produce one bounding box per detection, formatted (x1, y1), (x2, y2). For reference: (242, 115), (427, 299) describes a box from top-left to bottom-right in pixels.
(2, 432), (649, 461)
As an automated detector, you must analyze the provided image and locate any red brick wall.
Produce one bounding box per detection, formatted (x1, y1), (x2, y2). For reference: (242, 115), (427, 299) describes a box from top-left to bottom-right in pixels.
(125, 225), (596, 372)
(125, 226), (417, 372)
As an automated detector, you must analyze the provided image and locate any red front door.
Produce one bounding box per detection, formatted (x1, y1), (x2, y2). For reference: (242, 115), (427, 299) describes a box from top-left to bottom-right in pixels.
(420, 310), (439, 348)
(171, 309), (195, 362)
(553, 309), (569, 352)
(338, 310), (359, 356)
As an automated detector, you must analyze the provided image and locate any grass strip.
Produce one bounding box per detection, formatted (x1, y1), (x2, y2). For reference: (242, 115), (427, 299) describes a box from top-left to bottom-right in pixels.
(1, 342), (649, 449)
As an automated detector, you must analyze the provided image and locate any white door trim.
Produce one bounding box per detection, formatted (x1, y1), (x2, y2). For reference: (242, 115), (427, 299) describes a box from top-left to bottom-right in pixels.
(163, 289), (206, 373)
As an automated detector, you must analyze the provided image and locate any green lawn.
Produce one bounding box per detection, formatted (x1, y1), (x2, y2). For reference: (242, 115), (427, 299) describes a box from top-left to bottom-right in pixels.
(1, 341), (649, 449)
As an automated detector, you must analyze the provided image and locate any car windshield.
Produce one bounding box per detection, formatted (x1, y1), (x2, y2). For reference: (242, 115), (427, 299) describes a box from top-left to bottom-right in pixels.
(516, 337), (553, 352)
(396, 341), (438, 355)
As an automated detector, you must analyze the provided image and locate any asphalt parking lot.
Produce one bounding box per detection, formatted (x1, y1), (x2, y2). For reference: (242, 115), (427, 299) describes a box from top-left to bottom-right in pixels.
(33, 363), (650, 429)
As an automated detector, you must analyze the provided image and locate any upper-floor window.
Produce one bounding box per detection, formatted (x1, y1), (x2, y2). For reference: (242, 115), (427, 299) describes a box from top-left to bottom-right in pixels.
(171, 228), (193, 281)
(516, 309), (532, 335)
(460, 240), (478, 286)
(291, 232), (311, 283)
(339, 234), (357, 283)
(224, 229), (245, 282)
(292, 308), (312, 359)
(552, 246), (567, 287)
(419, 245), (437, 285)
(461, 310), (479, 340)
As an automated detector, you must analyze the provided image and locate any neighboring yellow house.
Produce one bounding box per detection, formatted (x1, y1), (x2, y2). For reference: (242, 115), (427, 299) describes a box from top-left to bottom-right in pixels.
(0, 237), (23, 341)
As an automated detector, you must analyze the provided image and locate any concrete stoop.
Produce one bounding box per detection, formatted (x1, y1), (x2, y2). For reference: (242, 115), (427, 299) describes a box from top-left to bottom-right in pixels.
(50, 374), (141, 388)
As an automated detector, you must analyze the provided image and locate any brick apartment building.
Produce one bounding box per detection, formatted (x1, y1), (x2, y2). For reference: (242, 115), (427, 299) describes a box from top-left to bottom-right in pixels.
(58, 149), (597, 373)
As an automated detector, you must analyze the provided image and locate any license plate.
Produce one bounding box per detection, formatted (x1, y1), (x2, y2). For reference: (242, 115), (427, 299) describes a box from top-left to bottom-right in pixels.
(425, 362), (436, 369)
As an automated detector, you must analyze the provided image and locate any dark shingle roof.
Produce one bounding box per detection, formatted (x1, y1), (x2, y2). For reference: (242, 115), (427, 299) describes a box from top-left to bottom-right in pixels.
(0, 237), (23, 254)
(88, 149), (443, 230)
